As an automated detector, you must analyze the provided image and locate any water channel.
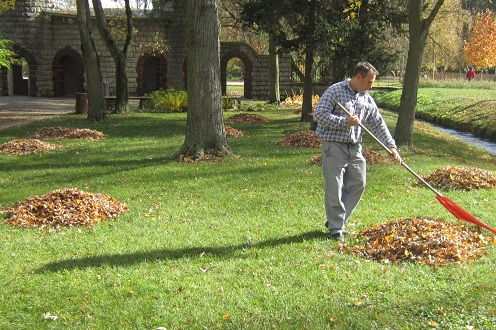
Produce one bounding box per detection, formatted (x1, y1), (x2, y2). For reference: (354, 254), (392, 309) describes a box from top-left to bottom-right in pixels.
(423, 121), (496, 156)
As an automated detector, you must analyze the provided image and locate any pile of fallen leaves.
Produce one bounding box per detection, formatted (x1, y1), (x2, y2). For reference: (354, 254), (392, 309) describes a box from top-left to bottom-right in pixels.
(1, 188), (129, 230)
(0, 139), (63, 155)
(227, 114), (270, 123)
(346, 217), (491, 266)
(276, 130), (322, 148)
(225, 125), (244, 138)
(421, 166), (496, 191)
(310, 148), (390, 165)
(31, 127), (106, 140)
(282, 94), (320, 109)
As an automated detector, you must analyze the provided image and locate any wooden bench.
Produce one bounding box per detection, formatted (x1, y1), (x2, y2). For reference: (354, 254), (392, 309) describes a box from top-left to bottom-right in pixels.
(105, 96), (150, 112)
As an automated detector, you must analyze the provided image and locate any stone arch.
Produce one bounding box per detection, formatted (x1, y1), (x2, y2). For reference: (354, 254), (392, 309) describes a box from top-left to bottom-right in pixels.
(0, 45), (38, 96)
(52, 46), (85, 96)
(221, 49), (253, 98)
(136, 52), (167, 96)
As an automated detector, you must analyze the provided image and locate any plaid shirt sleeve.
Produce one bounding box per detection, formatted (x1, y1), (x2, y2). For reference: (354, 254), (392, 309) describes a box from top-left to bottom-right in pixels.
(314, 80), (397, 149)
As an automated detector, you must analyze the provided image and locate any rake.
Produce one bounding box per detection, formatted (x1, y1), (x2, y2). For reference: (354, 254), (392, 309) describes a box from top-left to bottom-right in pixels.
(333, 98), (496, 235)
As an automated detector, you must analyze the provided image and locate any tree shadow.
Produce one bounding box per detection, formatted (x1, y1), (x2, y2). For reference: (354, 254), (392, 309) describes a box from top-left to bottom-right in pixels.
(36, 230), (329, 273)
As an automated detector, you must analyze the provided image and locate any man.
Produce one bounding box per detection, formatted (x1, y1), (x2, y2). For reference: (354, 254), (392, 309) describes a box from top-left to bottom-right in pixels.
(466, 68), (476, 81)
(313, 62), (401, 242)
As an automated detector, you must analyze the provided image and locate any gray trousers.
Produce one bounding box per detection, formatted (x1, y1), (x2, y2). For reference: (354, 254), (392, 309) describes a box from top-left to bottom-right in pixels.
(322, 140), (366, 235)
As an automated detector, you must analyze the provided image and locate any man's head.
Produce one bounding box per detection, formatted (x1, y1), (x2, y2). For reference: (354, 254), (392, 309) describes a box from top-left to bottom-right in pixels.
(349, 62), (378, 93)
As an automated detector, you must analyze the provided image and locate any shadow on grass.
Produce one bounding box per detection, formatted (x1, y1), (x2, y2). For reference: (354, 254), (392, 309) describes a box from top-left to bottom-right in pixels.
(37, 230), (328, 273)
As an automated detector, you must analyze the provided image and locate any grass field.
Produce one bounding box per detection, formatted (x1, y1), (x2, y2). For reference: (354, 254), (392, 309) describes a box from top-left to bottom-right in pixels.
(0, 96), (495, 329)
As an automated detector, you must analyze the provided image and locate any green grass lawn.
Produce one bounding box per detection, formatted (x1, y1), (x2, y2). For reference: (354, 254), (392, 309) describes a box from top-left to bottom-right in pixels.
(0, 100), (495, 329)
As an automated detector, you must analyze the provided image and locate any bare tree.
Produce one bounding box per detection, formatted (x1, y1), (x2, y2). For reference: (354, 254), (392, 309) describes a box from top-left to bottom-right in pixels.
(76, 0), (106, 121)
(93, 0), (133, 113)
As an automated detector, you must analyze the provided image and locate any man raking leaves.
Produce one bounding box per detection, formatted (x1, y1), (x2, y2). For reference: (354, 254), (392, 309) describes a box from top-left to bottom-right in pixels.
(313, 62), (401, 242)
(314, 62), (496, 241)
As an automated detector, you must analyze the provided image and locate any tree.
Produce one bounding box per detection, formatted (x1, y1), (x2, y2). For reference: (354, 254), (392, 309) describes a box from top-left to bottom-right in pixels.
(464, 9), (496, 70)
(219, 0), (279, 103)
(394, 0), (445, 147)
(0, 0), (17, 69)
(92, 0), (133, 113)
(177, 0), (231, 160)
(0, 38), (17, 68)
(240, 0), (324, 122)
(423, 0), (471, 73)
(76, 0), (106, 121)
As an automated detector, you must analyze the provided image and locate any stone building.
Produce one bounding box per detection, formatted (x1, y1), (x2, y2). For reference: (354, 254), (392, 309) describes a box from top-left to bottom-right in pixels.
(0, 0), (298, 100)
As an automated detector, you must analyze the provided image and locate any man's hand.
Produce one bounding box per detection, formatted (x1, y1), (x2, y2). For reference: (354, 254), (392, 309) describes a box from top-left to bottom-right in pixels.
(390, 148), (402, 163)
(347, 115), (360, 127)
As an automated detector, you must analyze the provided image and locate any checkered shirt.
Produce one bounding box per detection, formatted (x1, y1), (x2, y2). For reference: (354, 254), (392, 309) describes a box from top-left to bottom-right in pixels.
(313, 79), (397, 149)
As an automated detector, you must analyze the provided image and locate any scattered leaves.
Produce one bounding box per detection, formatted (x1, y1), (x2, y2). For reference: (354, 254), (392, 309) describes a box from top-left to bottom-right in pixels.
(276, 130), (322, 148)
(0, 139), (63, 155)
(421, 166), (496, 191)
(31, 127), (106, 140)
(225, 125), (244, 138)
(346, 217), (490, 266)
(1, 188), (129, 230)
(226, 114), (270, 123)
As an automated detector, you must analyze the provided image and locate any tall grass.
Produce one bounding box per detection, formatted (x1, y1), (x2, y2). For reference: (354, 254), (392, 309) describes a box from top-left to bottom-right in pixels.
(0, 102), (495, 329)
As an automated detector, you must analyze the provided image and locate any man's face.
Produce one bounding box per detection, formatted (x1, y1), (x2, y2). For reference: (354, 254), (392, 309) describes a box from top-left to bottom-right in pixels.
(355, 71), (376, 92)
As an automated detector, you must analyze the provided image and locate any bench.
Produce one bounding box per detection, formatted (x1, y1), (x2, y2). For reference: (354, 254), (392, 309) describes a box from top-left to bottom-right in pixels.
(105, 96), (150, 112)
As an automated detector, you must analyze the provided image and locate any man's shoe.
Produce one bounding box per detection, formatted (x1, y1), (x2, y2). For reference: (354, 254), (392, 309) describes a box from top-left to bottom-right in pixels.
(331, 232), (345, 242)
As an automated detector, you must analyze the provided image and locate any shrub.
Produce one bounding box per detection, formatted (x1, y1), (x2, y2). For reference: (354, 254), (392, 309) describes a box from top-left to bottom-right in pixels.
(144, 88), (188, 113)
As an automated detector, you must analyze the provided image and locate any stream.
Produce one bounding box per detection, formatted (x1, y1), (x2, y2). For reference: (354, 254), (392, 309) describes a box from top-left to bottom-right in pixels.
(423, 122), (496, 156)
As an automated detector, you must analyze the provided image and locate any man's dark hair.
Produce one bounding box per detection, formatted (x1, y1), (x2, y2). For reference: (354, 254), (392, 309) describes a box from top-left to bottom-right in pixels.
(353, 62), (379, 78)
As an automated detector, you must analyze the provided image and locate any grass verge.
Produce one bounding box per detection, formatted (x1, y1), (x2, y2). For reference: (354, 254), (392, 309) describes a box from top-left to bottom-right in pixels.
(0, 101), (495, 329)
(372, 87), (496, 141)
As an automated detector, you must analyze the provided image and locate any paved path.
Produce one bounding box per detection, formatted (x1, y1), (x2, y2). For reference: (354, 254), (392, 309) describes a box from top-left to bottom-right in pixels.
(0, 96), (75, 130)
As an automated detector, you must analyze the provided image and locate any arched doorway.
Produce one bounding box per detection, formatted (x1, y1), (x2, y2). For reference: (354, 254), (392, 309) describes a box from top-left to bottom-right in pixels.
(225, 57), (244, 97)
(0, 45), (38, 96)
(12, 58), (29, 95)
(52, 47), (85, 97)
(221, 50), (253, 99)
(136, 53), (167, 96)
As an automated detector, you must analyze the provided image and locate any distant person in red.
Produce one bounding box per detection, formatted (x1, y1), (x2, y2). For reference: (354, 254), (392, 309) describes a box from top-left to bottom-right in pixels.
(466, 67), (476, 81)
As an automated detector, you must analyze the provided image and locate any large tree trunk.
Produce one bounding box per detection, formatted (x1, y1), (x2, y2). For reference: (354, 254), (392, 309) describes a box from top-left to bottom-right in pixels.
(92, 0), (132, 113)
(76, 0), (105, 121)
(177, 0), (231, 161)
(268, 33), (280, 104)
(394, 0), (445, 146)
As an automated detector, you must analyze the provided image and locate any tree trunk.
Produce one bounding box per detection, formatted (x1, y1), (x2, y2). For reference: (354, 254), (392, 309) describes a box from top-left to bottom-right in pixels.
(76, 0), (105, 121)
(300, 0), (316, 123)
(300, 49), (314, 122)
(394, 0), (445, 146)
(268, 33), (280, 104)
(177, 0), (231, 161)
(92, 0), (132, 113)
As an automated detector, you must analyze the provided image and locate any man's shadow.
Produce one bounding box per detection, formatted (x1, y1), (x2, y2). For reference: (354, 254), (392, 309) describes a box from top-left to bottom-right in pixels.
(37, 230), (329, 273)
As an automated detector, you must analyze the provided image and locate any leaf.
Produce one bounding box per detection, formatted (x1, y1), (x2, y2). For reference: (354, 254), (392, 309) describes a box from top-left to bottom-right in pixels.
(429, 320), (439, 328)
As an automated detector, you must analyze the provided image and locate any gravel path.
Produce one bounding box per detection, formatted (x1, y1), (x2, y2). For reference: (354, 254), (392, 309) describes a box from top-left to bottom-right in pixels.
(0, 96), (75, 130)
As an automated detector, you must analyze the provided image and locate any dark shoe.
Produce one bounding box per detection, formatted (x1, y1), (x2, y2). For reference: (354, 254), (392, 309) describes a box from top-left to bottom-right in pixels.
(331, 232), (345, 242)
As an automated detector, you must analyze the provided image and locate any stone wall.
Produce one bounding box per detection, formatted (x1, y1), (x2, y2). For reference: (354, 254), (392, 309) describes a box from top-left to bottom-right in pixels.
(0, 0), (300, 100)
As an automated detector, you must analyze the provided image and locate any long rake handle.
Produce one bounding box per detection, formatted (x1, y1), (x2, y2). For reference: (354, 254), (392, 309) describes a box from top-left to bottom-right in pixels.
(332, 99), (443, 196)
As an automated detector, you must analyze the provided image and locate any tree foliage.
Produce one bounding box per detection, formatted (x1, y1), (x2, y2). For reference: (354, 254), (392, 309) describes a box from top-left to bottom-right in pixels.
(464, 9), (496, 69)
(423, 0), (471, 71)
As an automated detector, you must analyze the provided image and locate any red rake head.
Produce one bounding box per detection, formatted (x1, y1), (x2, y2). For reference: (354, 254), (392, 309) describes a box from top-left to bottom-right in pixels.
(436, 195), (496, 235)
